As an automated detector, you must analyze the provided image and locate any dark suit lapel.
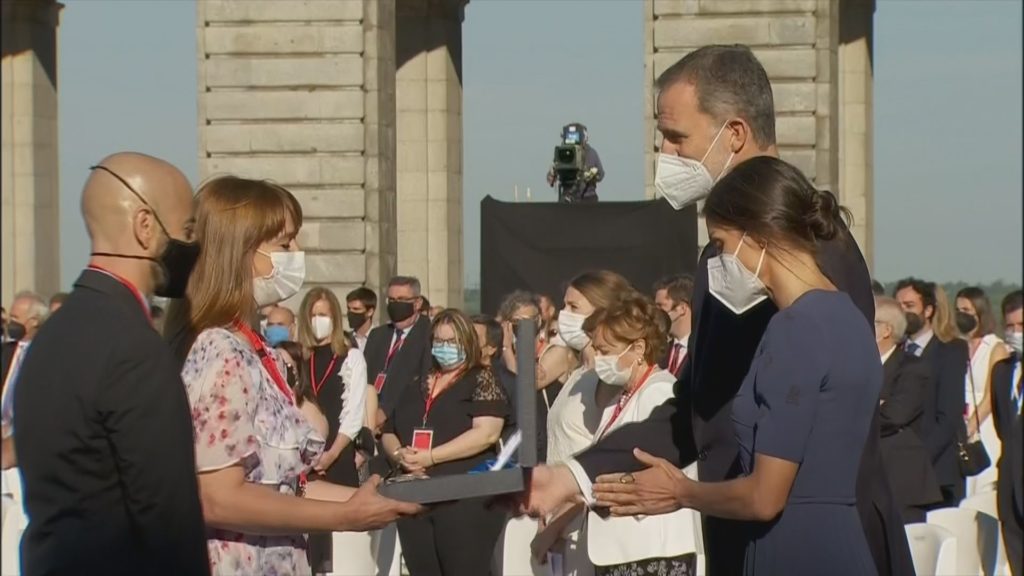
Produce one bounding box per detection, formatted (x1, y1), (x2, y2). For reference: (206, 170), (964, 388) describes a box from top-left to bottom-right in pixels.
(881, 348), (902, 399)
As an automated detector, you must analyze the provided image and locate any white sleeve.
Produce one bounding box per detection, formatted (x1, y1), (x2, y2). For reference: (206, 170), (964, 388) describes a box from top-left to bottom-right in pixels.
(337, 349), (368, 440)
(565, 459), (597, 507)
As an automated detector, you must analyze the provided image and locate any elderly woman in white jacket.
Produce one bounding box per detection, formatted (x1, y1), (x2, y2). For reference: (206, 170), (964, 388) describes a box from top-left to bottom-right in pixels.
(540, 294), (700, 576)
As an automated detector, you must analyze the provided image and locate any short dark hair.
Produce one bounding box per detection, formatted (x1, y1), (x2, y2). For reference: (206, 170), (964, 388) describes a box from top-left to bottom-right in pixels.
(656, 44), (776, 148)
(388, 276), (421, 296)
(1002, 290), (1023, 317)
(471, 314), (503, 351)
(346, 287), (377, 309)
(871, 280), (885, 296)
(653, 274), (694, 307)
(702, 156), (851, 254)
(894, 277), (938, 313)
(498, 290), (541, 322)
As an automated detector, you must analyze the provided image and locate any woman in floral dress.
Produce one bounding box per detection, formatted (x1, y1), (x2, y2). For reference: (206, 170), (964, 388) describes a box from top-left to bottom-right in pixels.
(170, 176), (420, 575)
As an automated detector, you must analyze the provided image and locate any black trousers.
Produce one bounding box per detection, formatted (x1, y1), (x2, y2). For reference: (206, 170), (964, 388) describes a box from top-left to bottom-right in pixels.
(397, 496), (506, 576)
(1004, 511), (1024, 576)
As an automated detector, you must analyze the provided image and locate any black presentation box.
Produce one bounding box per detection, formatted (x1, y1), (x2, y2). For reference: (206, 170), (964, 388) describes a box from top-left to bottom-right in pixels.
(379, 321), (538, 504)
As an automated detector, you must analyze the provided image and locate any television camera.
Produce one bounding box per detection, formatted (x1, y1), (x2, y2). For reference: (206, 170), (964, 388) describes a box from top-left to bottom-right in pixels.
(549, 123), (599, 203)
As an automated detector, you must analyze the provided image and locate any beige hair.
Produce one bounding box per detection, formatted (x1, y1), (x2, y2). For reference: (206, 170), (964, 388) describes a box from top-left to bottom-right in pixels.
(874, 296), (907, 341)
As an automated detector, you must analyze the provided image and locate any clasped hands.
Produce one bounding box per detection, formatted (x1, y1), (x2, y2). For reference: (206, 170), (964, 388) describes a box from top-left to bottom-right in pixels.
(394, 446), (434, 475)
(523, 449), (692, 519)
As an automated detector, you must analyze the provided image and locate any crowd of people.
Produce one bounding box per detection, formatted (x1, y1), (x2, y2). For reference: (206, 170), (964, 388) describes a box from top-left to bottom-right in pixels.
(0, 43), (1019, 576)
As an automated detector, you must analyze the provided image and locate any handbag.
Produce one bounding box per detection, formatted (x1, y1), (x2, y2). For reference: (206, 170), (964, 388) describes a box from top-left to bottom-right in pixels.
(956, 359), (991, 477)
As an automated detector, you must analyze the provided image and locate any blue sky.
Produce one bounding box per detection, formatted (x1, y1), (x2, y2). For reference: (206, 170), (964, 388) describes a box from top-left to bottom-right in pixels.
(56, 0), (1022, 289)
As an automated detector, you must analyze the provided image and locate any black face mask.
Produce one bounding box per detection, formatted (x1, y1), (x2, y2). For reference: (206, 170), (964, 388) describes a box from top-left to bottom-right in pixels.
(387, 301), (416, 324)
(905, 312), (925, 337)
(955, 311), (978, 335)
(6, 321), (26, 342)
(88, 165), (200, 299)
(347, 311), (369, 332)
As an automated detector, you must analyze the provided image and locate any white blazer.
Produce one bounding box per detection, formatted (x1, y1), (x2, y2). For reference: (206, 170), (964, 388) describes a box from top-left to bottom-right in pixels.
(586, 369), (701, 567)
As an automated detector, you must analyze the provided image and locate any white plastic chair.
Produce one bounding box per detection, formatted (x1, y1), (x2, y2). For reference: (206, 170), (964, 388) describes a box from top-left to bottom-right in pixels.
(927, 506), (1000, 576)
(327, 530), (377, 576)
(906, 523), (958, 576)
(961, 492), (1010, 575)
(491, 515), (550, 576)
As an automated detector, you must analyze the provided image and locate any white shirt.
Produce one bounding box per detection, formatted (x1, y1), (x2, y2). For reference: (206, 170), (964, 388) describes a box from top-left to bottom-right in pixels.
(910, 328), (934, 354)
(1011, 359), (1022, 414)
(880, 344), (896, 366)
(337, 348), (369, 440)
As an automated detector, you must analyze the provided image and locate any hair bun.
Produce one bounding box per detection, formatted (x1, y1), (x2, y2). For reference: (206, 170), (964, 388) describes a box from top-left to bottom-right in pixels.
(807, 189), (847, 241)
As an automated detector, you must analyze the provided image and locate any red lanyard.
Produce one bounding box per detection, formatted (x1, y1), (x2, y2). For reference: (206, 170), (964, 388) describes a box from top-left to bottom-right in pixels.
(423, 367), (465, 426)
(87, 264), (151, 323)
(596, 365), (657, 440)
(234, 320), (294, 405)
(383, 332), (406, 372)
(309, 353), (339, 397)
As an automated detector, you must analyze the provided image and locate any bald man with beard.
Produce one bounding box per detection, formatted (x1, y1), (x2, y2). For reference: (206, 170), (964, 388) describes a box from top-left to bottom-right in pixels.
(12, 153), (210, 576)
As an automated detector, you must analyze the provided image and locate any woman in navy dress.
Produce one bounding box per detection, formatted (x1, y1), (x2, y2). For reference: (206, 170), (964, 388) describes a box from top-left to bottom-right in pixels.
(671, 157), (880, 575)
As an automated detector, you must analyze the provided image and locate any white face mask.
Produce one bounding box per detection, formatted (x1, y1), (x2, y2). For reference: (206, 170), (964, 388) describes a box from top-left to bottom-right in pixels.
(253, 250), (305, 307)
(557, 309), (590, 351)
(594, 346), (635, 387)
(708, 234), (769, 315)
(1005, 330), (1023, 355)
(312, 316), (333, 341)
(654, 123), (735, 210)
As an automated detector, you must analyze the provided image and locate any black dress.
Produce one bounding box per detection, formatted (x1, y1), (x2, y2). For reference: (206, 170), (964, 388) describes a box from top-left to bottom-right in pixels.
(385, 365), (510, 576)
(307, 344), (360, 574)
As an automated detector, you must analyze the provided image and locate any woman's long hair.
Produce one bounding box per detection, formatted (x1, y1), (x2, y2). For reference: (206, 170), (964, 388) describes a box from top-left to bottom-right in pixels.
(164, 176), (302, 359)
(297, 287), (350, 358)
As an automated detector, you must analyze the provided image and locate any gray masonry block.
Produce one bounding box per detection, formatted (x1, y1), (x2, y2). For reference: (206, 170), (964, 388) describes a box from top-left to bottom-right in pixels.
(203, 24), (364, 55)
(772, 81), (816, 113)
(653, 47), (816, 80)
(654, 14), (815, 49)
(283, 284), (364, 315)
(298, 220), (367, 251)
(204, 55), (364, 88)
(775, 115), (816, 146)
(203, 156), (365, 186)
(202, 90), (365, 121)
(778, 147), (816, 180)
(202, 0), (363, 23)
(696, 0), (816, 14)
(204, 123), (365, 154)
(290, 187), (366, 219)
(305, 253), (367, 284)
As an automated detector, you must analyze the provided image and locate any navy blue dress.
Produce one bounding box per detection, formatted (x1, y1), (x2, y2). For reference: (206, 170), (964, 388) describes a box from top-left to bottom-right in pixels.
(731, 290), (880, 576)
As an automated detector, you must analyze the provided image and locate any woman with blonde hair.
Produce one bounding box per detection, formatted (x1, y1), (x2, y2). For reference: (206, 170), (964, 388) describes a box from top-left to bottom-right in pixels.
(172, 176), (419, 575)
(931, 285), (959, 343)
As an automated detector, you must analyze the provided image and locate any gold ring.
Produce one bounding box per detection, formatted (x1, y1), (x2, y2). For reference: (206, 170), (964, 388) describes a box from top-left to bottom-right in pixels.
(619, 473), (635, 484)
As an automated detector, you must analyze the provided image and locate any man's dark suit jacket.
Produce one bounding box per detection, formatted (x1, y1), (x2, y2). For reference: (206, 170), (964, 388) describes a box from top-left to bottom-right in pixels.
(574, 229), (915, 576)
(12, 270), (210, 576)
(1, 340), (18, 391)
(363, 314), (434, 418)
(879, 347), (943, 509)
(918, 335), (969, 501)
(990, 356), (1022, 576)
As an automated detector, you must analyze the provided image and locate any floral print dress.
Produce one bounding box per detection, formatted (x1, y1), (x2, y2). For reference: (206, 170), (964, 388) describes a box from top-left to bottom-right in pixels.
(182, 327), (326, 576)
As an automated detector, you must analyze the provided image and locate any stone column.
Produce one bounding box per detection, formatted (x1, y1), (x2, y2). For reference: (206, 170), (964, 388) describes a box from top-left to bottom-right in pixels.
(197, 0), (394, 309)
(646, 0), (857, 254)
(395, 0), (465, 309)
(1, 0), (62, 305)
(838, 0), (875, 269)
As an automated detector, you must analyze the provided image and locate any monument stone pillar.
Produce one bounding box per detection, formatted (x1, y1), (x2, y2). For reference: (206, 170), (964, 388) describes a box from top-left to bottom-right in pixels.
(196, 0), (397, 310)
(395, 0), (465, 309)
(1, 0), (62, 305)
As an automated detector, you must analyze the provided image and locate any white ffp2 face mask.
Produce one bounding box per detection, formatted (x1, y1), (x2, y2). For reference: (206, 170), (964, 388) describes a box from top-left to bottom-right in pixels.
(594, 347), (634, 387)
(253, 250), (305, 307)
(708, 234), (769, 315)
(557, 309), (590, 351)
(654, 123), (734, 210)
(1006, 330), (1023, 355)
(312, 316), (333, 341)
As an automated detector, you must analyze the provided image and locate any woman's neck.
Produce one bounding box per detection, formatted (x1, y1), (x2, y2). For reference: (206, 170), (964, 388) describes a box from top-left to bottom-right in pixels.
(766, 252), (835, 310)
(625, 362), (653, 393)
(581, 346), (596, 369)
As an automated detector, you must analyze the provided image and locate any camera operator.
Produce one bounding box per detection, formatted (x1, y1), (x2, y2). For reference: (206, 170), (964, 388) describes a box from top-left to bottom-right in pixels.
(546, 123), (604, 203)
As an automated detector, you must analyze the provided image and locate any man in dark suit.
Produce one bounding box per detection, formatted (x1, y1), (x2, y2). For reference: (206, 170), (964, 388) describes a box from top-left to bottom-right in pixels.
(991, 290), (1022, 576)
(895, 277), (969, 508)
(525, 45), (913, 576)
(364, 276), (434, 432)
(11, 152), (209, 576)
(653, 274), (693, 380)
(874, 296), (943, 523)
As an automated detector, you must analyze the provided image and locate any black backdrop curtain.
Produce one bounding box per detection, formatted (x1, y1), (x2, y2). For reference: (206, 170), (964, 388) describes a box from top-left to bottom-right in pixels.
(480, 196), (698, 315)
